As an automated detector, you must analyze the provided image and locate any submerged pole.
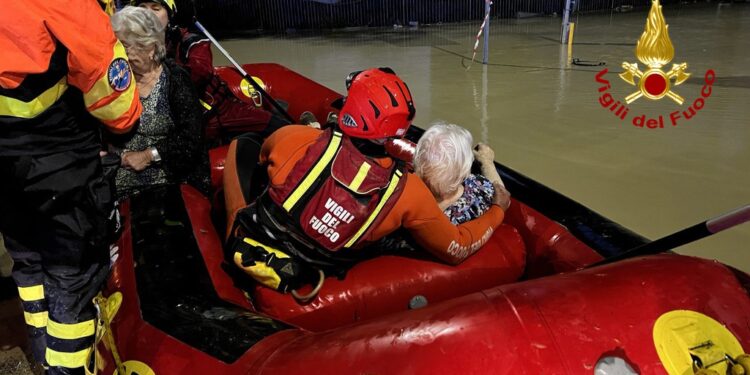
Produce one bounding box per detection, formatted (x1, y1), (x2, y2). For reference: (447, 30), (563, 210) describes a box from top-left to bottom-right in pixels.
(483, 0), (491, 64)
(561, 0), (573, 44)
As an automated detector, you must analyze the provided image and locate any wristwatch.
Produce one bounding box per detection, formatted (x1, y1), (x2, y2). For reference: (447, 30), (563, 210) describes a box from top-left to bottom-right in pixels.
(149, 147), (161, 163)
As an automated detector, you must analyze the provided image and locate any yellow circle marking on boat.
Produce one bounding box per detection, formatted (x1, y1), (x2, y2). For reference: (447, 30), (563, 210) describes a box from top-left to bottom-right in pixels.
(653, 310), (744, 375)
(113, 360), (155, 375)
(240, 77), (265, 98)
(240, 78), (253, 98)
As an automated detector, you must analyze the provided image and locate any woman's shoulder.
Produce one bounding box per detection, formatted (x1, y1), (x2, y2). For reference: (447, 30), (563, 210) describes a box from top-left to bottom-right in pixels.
(162, 59), (192, 85)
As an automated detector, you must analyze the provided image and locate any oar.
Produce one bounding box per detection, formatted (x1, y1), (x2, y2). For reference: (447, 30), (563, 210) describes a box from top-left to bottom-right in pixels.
(194, 21), (295, 124)
(589, 204), (750, 267)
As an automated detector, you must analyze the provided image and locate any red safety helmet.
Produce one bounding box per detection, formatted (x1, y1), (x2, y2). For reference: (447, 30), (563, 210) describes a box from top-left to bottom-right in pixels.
(338, 68), (416, 140)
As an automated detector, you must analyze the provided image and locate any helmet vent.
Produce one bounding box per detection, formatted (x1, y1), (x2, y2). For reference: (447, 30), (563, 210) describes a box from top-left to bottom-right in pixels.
(378, 67), (396, 75)
(401, 82), (416, 121)
(360, 115), (369, 131)
(383, 86), (399, 107)
(369, 100), (381, 119)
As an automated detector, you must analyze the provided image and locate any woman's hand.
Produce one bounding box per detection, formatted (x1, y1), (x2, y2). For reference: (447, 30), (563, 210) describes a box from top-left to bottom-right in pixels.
(492, 182), (511, 211)
(475, 143), (507, 189)
(473, 143), (495, 164)
(121, 150), (153, 172)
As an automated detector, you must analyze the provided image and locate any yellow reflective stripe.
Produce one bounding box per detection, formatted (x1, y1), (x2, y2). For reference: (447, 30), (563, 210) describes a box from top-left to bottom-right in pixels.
(46, 348), (90, 368)
(86, 41), (137, 123)
(348, 162), (371, 192)
(18, 285), (44, 302)
(87, 80), (137, 122)
(345, 170), (402, 248)
(199, 99), (212, 111)
(0, 78), (68, 119)
(47, 319), (95, 340)
(282, 131), (343, 212)
(84, 41), (129, 109)
(23, 311), (48, 328)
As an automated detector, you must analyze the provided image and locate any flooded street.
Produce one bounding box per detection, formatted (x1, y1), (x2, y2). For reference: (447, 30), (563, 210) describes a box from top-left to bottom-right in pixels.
(213, 3), (750, 272)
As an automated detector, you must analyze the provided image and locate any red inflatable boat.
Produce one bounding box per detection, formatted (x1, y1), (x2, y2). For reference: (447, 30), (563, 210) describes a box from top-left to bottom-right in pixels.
(94, 64), (750, 375)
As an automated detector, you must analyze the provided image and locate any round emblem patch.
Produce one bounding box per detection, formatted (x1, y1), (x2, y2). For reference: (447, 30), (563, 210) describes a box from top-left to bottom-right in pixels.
(108, 58), (132, 92)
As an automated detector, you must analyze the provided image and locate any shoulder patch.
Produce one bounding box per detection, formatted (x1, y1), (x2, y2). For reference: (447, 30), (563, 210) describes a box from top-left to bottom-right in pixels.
(108, 58), (132, 92)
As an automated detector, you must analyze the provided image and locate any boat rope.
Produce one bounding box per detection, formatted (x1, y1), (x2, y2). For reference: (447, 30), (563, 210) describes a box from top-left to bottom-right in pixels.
(86, 292), (125, 375)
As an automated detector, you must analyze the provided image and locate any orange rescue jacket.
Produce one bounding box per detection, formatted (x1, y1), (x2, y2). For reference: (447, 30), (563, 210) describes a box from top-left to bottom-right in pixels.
(0, 0), (141, 155)
(260, 125), (506, 265)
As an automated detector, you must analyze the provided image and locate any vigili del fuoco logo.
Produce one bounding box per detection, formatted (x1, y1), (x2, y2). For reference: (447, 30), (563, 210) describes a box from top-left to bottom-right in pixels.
(595, 0), (715, 129)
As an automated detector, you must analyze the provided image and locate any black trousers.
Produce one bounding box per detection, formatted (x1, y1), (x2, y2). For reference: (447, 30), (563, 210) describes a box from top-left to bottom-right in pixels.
(0, 146), (112, 375)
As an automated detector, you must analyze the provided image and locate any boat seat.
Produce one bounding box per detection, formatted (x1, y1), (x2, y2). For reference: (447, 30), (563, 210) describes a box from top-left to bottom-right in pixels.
(503, 202), (603, 278)
(252, 225), (526, 332)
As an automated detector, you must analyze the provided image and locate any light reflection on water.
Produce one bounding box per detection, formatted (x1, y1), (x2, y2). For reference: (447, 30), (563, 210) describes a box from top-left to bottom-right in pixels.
(214, 3), (750, 272)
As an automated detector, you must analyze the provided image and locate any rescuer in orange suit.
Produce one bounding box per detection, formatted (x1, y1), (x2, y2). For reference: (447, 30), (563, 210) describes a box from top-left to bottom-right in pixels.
(0, 1), (141, 373)
(223, 68), (511, 294)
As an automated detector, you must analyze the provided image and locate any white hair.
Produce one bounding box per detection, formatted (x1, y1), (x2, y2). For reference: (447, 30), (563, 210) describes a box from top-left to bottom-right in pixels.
(414, 122), (474, 200)
(111, 6), (166, 62)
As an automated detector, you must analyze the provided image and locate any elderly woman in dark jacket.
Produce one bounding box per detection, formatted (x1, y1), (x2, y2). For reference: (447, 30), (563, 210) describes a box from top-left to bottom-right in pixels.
(109, 6), (209, 199)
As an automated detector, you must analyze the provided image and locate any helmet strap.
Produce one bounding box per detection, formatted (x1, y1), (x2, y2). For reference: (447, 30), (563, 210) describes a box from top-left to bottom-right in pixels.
(350, 136), (389, 158)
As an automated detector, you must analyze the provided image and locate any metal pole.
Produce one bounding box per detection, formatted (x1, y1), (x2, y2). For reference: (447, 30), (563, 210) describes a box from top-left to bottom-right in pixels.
(483, 0), (491, 65)
(561, 0), (573, 44)
(194, 21), (294, 123)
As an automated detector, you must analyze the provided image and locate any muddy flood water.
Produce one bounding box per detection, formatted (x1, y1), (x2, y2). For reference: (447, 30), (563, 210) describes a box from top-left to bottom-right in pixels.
(213, 3), (750, 272)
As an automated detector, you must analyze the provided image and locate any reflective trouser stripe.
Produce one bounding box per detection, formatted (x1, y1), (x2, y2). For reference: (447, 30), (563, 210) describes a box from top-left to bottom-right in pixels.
(18, 285), (44, 301)
(18, 284), (48, 328)
(282, 131), (343, 212)
(345, 170), (403, 248)
(47, 319), (96, 340)
(45, 348), (90, 368)
(45, 318), (96, 368)
(23, 311), (48, 328)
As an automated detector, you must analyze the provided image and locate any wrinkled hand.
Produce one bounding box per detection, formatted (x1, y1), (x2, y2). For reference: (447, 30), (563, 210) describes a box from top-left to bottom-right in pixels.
(121, 150), (152, 172)
(473, 143), (495, 164)
(492, 182), (511, 211)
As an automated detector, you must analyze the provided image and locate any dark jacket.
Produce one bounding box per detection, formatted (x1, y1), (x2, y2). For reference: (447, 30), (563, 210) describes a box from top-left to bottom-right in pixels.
(158, 58), (210, 194)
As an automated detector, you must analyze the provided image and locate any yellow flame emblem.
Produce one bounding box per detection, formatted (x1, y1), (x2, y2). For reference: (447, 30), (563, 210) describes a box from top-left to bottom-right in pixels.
(619, 0), (690, 104)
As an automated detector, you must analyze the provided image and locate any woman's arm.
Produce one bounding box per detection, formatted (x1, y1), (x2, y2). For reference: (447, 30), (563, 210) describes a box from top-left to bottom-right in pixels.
(474, 143), (505, 188)
(154, 61), (204, 179)
(400, 174), (507, 265)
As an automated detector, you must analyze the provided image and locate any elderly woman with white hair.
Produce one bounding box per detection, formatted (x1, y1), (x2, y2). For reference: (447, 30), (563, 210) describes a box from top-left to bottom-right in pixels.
(108, 6), (209, 199)
(414, 123), (507, 224)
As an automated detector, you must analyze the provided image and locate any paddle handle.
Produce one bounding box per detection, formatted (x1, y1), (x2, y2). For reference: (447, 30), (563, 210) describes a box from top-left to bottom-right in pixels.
(590, 204), (750, 267)
(707, 205), (750, 233)
(194, 21), (295, 123)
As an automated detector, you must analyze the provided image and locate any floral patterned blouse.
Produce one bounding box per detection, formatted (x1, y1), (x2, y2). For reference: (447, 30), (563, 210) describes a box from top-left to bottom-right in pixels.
(443, 174), (495, 225)
(114, 69), (172, 199)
